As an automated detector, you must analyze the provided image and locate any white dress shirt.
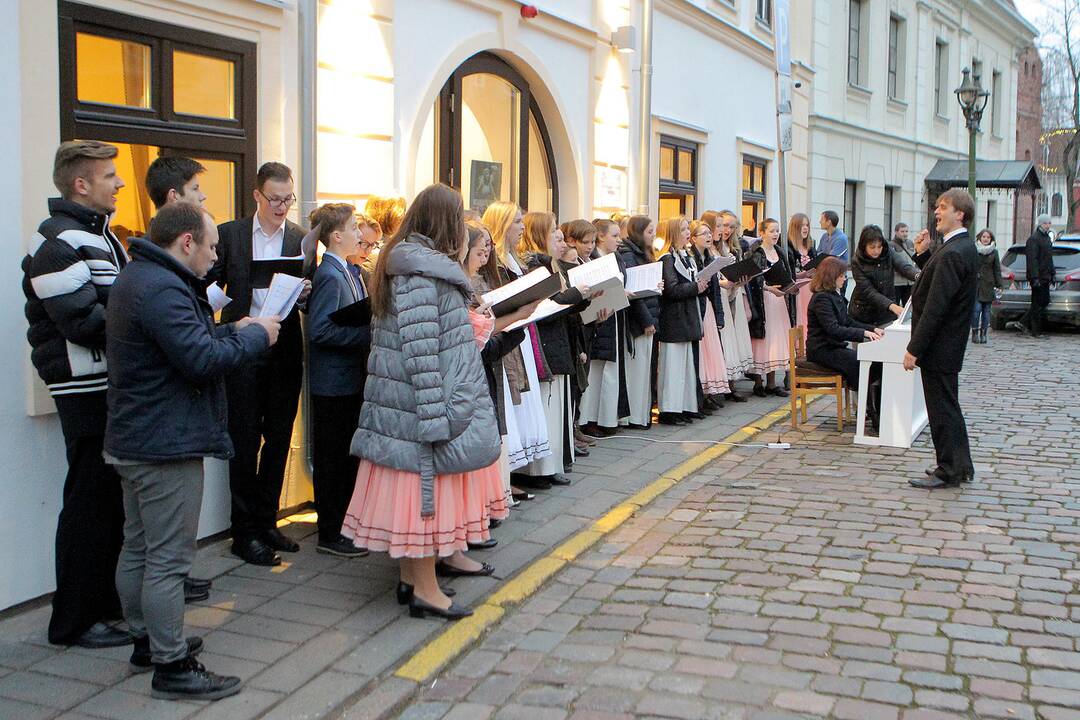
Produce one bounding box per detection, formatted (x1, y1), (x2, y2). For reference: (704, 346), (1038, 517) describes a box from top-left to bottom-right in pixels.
(250, 219), (286, 317)
(941, 226), (966, 245)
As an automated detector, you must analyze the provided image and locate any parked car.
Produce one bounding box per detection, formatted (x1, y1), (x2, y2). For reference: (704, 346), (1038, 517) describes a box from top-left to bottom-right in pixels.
(991, 243), (1080, 329)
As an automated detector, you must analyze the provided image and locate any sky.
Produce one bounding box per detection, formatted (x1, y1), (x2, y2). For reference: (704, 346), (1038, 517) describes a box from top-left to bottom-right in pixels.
(1014, 0), (1052, 34)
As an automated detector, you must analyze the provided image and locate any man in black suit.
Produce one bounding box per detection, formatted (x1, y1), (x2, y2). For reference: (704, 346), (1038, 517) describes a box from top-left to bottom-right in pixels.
(904, 188), (979, 489)
(208, 162), (310, 565)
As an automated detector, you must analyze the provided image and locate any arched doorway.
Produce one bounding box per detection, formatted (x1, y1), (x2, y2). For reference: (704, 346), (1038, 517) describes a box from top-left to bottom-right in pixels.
(435, 51), (559, 215)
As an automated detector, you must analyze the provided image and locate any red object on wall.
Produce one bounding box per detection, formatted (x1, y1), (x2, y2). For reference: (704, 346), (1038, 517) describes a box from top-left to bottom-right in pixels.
(520, 5), (538, 19)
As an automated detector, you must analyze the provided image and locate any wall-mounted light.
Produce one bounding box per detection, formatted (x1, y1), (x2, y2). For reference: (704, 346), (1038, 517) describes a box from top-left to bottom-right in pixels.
(612, 25), (636, 54)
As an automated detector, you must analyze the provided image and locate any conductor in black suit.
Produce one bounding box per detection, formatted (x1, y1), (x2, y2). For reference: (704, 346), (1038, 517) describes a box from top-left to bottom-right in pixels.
(904, 188), (979, 489)
(208, 162), (311, 565)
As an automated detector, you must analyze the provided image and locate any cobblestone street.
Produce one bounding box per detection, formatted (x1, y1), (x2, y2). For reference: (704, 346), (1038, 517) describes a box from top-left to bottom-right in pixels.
(397, 330), (1080, 720)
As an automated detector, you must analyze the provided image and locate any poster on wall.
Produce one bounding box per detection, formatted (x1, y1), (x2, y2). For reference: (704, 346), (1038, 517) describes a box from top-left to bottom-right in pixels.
(470, 160), (503, 213)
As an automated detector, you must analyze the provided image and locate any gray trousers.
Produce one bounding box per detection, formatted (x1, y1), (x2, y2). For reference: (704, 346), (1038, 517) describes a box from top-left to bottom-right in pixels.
(114, 459), (203, 664)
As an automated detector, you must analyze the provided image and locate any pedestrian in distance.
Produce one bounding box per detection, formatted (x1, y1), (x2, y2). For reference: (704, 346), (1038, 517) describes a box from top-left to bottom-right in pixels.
(905, 188), (979, 489)
(817, 210), (849, 262)
(105, 203), (279, 700)
(971, 228), (1004, 345)
(1007, 214), (1055, 338)
(891, 222), (916, 306)
(22, 140), (130, 649)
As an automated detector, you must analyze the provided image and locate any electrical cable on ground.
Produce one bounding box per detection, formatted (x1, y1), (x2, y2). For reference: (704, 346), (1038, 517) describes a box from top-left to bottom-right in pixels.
(587, 433), (793, 449)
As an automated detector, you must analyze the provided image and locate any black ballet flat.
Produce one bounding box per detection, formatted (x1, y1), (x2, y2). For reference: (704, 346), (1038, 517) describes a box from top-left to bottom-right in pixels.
(511, 489), (535, 502)
(408, 597), (473, 620)
(395, 581), (455, 605)
(436, 561), (495, 578)
(752, 385), (768, 397)
(726, 392), (748, 403)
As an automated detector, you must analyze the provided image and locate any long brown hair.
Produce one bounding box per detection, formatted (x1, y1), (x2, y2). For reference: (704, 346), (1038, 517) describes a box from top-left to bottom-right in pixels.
(810, 256), (848, 293)
(787, 212), (811, 254)
(657, 216), (687, 257)
(466, 219), (502, 291)
(368, 183), (465, 317)
(521, 211), (556, 257)
(717, 210), (742, 258)
(625, 215), (655, 262)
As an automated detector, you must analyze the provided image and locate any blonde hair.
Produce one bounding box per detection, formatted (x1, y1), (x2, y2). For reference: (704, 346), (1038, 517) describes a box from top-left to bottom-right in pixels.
(364, 195), (406, 238)
(717, 209), (742, 257)
(482, 200), (522, 267)
(656, 216), (687, 257)
(521, 211), (556, 257)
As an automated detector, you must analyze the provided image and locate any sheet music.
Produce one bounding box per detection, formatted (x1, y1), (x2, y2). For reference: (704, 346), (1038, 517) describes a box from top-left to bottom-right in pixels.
(258, 273), (305, 318)
(504, 299), (572, 331)
(206, 282), (232, 313)
(567, 253), (622, 289)
(697, 255), (735, 282)
(578, 276), (630, 324)
(480, 267), (552, 308)
(625, 261), (663, 297)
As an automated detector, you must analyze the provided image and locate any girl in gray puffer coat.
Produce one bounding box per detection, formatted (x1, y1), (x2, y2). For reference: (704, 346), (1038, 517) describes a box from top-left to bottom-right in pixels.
(341, 184), (501, 621)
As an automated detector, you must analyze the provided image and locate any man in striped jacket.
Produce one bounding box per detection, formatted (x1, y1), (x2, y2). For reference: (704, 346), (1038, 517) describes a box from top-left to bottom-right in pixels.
(21, 140), (131, 648)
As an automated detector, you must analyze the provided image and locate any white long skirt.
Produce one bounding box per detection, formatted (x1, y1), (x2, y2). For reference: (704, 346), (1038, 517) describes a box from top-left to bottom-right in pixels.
(498, 435), (511, 501)
(521, 375), (573, 477)
(578, 354), (621, 428)
(504, 344), (551, 470)
(622, 333), (653, 427)
(658, 341), (699, 413)
(719, 287), (754, 382)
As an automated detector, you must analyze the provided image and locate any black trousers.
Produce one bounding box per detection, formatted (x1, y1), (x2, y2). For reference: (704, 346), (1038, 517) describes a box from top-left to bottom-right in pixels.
(1021, 284), (1051, 336)
(311, 393), (362, 543)
(226, 358), (303, 537)
(807, 346), (861, 389)
(49, 395), (124, 644)
(921, 369), (973, 482)
(896, 285), (912, 306)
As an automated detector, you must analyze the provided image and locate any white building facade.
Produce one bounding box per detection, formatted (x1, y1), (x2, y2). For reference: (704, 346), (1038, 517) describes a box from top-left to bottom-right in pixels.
(2, 0), (797, 611)
(803, 0), (1036, 249)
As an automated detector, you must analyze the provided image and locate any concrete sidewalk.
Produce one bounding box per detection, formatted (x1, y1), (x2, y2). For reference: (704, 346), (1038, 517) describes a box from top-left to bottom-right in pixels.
(0, 387), (787, 720)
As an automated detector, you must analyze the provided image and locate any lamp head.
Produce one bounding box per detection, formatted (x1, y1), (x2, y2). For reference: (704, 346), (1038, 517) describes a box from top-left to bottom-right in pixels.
(955, 67), (978, 110)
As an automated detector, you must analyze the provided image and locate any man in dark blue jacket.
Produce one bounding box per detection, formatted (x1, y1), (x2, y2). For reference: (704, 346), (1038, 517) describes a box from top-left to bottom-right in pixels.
(105, 204), (278, 701)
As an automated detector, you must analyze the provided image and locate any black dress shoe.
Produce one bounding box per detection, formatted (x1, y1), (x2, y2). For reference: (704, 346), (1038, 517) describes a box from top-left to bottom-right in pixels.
(766, 386), (790, 397)
(408, 597), (473, 620)
(909, 470), (961, 489)
(727, 392), (748, 403)
(262, 528), (300, 553)
(151, 655), (242, 701)
(467, 537), (498, 551)
(231, 537), (281, 567)
(395, 581), (455, 605)
(753, 384), (768, 398)
(548, 474), (572, 486)
(436, 560), (495, 577)
(511, 488), (536, 502)
(626, 423), (651, 430)
(317, 536), (368, 558)
(131, 636), (204, 673)
(184, 585), (210, 604)
(185, 577), (212, 592)
(74, 622), (132, 649)
(658, 413), (686, 426)
(488, 518), (502, 529)
(684, 411), (706, 420)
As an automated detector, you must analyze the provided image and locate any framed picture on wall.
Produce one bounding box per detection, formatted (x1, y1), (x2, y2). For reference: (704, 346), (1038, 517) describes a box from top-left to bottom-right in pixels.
(470, 160), (502, 213)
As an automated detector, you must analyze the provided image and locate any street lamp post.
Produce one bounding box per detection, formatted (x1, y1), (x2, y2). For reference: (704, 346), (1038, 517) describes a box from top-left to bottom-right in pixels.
(955, 67), (991, 201)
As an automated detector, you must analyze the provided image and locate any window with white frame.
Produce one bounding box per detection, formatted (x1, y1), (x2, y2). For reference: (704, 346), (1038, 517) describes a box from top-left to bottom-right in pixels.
(848, 0), (865, 87)
(991, 71), (1002, 136)
(844, 181), (858, 236)
(934, 41), (949, 117)
(756, 0), (772, 26)
(888, 15), (906, 100)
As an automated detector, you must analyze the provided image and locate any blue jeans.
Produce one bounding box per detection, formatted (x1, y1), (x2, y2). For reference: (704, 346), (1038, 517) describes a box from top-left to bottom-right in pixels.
(971, 300), (992, 332)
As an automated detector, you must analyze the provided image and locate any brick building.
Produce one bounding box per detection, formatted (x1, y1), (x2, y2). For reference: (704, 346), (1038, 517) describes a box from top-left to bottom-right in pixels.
(1016, 45), (1044, 238)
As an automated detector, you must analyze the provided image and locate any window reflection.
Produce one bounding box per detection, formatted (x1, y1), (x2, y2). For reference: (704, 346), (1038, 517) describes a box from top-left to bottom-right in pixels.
(461, 73), (520, 214)
(173, 51), (236, 119)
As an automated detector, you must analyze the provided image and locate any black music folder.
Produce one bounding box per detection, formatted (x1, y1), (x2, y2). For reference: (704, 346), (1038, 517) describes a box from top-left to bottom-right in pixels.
(329, 298), (372, 327)
(763, 262), (807, 294)
(488, 272), (563, 317)
(719, 257), (764, 283)
(805, 253), (831, 271)
(251, 257), (304, 288)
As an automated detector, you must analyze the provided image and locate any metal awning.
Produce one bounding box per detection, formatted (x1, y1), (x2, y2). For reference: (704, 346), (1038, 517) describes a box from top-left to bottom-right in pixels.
(924, 160), (1042, 192)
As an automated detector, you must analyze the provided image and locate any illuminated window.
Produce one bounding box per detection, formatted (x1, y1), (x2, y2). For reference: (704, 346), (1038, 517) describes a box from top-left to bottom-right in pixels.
(60, 2), (256, 220)
(658, 136), (697, 221)
(76, 33), (151, 109)
(741, 156), (767, 235)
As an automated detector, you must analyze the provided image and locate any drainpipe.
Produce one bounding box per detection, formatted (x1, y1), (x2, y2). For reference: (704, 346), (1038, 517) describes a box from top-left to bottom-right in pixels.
(636, 0), (654, 215)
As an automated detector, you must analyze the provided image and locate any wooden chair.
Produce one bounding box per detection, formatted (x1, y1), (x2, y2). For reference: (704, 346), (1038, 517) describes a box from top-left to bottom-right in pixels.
(788, 326), (852, 431)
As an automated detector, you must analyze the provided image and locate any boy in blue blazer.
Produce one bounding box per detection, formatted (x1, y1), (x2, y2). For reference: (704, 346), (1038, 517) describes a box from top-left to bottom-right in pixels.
(306, 204), (372, 556)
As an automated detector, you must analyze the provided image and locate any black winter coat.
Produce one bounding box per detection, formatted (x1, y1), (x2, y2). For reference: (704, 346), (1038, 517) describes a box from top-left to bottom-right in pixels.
(688, 246), (725, 330)
(618, 241), (660, 338)
(586, 251), (627, 363)
(481, 327), (526, 436)
(746, 244), (790, 339)
(807, 290), (873, 354)
(524, 253), (588, 376)
(658, 250), (703, 344)
(975, 249), (1004, 303)
(848, 248), (917, 326)
(104, 239), (270, 462)
(908, 231), (978, 373)
(784, 240), (816, 325)
(1025, 228), (1055, 284)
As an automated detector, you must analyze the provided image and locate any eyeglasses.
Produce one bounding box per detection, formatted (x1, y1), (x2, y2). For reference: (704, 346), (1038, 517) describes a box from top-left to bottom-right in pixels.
(359, 240), (380, 251)
(256, 190), (296, 208)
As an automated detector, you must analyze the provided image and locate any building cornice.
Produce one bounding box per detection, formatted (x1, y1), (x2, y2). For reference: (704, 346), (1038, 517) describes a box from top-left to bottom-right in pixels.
(809, 113), (1014, 163)
(654, 0), (775, 70)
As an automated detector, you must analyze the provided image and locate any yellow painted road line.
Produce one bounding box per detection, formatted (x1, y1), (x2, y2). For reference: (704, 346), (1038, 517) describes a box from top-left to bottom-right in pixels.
(394, 404), (793, 683)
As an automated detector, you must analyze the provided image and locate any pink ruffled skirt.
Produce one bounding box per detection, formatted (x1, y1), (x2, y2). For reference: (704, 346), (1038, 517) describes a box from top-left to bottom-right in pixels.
(341, 459), (508, 559)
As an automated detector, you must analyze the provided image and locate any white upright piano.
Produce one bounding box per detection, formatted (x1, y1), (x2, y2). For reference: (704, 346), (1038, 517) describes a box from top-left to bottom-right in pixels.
(854, 304), (929, 448)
